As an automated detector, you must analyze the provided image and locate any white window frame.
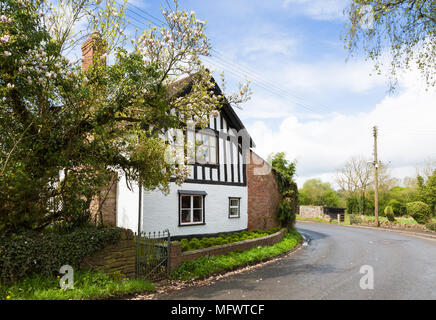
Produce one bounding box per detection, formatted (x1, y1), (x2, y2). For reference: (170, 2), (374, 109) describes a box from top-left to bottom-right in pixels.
(228, 197), (241, 218)
(187, 129), (218, 165)
(179, 194), (205, 226)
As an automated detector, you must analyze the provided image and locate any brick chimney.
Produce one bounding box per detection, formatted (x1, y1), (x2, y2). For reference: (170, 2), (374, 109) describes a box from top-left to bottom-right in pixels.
(81, 32), (106, 71)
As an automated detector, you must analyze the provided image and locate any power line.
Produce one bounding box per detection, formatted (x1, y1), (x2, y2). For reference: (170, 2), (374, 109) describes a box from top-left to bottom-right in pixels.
(204, 57), (326, 114)
(120, 2), (338, 115)
(210, 48), (335, 114)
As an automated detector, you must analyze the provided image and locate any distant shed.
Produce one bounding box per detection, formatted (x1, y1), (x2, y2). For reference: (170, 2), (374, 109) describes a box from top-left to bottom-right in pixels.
(299, 206), (345, 222)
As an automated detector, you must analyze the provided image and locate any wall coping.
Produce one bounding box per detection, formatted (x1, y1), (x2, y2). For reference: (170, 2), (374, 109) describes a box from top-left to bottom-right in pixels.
(181, 229), (285, 258)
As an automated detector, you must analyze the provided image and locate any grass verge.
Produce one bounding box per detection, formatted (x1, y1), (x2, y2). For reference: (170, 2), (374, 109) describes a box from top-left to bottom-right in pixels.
(0, 270), (155, 300)
(170, 229), (303, 281)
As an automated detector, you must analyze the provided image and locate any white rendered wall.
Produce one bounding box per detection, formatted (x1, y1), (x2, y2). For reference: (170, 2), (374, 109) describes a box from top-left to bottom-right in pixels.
(116, 174), (139, 233)
(117, 177), (248, 237)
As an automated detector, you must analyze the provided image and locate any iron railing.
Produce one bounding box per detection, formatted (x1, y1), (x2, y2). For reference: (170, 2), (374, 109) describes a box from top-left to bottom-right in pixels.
(136, 229), (171, 281)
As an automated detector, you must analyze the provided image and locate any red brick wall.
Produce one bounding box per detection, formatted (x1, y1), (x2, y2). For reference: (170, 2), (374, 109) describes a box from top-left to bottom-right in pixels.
(246, 150), (282, 230)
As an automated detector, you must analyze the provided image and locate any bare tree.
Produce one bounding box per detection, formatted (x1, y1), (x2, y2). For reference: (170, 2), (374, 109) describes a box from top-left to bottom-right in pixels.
(336, 156), (373, 213)
(416, 158), (436, 181)
(336, 156), (372, 196)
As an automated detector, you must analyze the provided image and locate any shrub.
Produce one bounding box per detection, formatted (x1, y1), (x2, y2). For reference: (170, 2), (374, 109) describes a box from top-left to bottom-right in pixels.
(384, 206), (395, 222)
(0, 226), (122, 284)
(425, 222), (436, 232)
(277, 198), (297, 229)
(407, 201), (431, 224)
(178, 227), (283, 252)
(388, 199), (407, 216)
(188, 238), (201, 250)
(180, 239), (189, 252)
(171, 230), (302, 281)
(349, 214), (362, 225)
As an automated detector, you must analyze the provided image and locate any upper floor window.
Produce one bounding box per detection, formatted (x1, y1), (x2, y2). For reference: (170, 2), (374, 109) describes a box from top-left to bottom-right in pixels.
(187, 129), (218, 165)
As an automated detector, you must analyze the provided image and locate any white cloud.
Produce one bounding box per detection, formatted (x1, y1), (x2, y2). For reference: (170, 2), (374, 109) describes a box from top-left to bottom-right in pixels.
(240, 34), (298, 58)
(247, 71), (436, 187)
(276, 59), (385, 94)
(282, 0), (348, 21)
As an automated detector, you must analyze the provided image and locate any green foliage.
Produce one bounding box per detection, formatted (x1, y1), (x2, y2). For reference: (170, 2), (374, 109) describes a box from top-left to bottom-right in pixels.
(417, 170), (436, 216)
(0, 0), (244, 233)
(298, 179), (340, 207)
(343, 0), (435, 90)
(277, 198), (297, 229)
(179, 227), (282, 252)
(0, 226), (122, 284)
(349, 214), (362, 225)
(346, 194), (373, 215)
(0, 269), (154, 300)
(425, 222), (436, 232)
(171, 230), (302, 281)
(269, 152), (298, 229)
(384, 206), (395, 222)
(407, 201), (431, 224)
(387, 199), (406, 216)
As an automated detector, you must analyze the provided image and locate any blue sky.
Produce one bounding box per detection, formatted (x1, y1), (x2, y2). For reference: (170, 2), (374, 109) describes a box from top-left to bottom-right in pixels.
(120, 0), (436, 187)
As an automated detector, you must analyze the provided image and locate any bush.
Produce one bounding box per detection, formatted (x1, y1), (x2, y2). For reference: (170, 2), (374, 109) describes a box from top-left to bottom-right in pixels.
(179, 227), (283, 252)
(384, 206), (395, 222)
(388, 199), (407, 216)
(349, 214), (362, 225)
(180, 239), (189, 252)
(0, 226), (122, 284)
(277, 198), (297, 229)
(407, 201), (431, 224)
(171, 230), (302, 281)
(425, 222), (436, 232)
(188, 238), (201, 250)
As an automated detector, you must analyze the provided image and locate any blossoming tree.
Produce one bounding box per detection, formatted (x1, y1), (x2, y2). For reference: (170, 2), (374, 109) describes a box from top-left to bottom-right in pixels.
(0, 0), (250, 233)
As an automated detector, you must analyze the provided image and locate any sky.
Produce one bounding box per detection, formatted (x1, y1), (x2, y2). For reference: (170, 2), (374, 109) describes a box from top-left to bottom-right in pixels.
(98, 0), (436, 188)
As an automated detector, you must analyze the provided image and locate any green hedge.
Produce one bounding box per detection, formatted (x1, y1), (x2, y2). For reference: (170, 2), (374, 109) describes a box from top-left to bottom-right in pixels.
(407, 201), (431, 224)
(179, 227), (282, 252)
(171, 230), (302, 280)
(0, 227), (122, 284)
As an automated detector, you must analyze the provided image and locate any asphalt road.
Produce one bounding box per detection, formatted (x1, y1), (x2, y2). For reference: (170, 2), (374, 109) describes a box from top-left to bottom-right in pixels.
(162, 222), (436, 300)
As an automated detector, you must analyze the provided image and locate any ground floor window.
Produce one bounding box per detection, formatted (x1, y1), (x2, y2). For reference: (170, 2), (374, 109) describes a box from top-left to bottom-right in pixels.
(179, 191), (206, 226)
(229, 197), (241, 218)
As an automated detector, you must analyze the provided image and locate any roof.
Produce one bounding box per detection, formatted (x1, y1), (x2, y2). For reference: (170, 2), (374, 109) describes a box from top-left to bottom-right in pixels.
(168, 74), (255, 148)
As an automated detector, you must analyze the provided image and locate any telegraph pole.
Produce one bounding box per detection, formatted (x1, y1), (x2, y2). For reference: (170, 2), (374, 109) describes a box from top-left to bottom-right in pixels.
(373, 126), (379, 227)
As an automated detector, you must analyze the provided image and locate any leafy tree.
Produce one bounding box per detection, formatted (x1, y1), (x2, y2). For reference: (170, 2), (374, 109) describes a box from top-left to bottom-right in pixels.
(299, 178), (340, 207)
(417, 169), (436, 215)
(270, 152), (298, 229)
(407, 201), (431, 224)
(0, 0), (249, 233)
(343, 0), (435, 91)
(384, 205), (395, 222)
(387, 199), (406, 216)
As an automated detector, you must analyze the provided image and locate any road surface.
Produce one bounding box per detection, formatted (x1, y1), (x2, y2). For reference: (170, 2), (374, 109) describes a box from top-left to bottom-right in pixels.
(162, 222), (436, 300)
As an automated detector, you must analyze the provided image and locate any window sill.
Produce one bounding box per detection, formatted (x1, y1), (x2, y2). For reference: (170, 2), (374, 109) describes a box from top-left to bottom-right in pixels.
(178, 222), (206, 227)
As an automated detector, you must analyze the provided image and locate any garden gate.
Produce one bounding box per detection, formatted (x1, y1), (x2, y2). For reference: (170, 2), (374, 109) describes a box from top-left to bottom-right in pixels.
(136, 229), (171, 281)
